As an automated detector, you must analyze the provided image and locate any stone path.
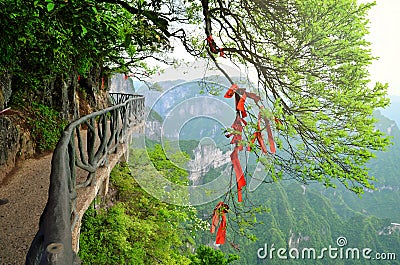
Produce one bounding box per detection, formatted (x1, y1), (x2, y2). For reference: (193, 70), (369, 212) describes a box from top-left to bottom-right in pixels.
(0, 154), (52, 265)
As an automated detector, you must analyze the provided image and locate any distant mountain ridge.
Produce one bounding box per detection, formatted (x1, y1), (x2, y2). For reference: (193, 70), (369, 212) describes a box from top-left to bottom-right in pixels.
(194, 113), (400, 265)
(113, 73), (400, 264)
(380, 95), (400, 127)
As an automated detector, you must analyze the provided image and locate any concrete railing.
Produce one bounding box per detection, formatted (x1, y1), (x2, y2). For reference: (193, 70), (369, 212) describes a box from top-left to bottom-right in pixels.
(25, 93), (145, 264)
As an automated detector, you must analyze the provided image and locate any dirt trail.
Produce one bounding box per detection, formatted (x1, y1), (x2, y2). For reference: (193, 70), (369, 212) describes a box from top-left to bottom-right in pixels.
(0, 154), (52, 265)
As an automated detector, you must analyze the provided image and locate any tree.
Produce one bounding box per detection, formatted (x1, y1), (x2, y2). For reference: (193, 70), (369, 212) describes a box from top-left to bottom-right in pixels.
(2, 0), (390, 261)
(1, 0), (389, 203)
(178, 0), (390, 194)
(189, 245), (239, 265)
(44, 0), (387, 195)
(0, 0), (170, 117)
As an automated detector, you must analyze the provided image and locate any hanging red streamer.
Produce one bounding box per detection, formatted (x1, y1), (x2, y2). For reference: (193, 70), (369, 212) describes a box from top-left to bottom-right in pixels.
(265, 118), (276, 154)
(210, 202), (229, 244)
(246, 92), (261, 104)
(224, 84), (247, 117)
(206, 35), (217, 53)
(231, 147), (246, 202)
(226, 114), (246, 150)
(101, 77), (105, 89)
(224, 83), (239, 98)
(257, 107), (277, 154)
(248, 114), (267, 154)
(224, 82), (278, 203)
(236, 92), (247, 118)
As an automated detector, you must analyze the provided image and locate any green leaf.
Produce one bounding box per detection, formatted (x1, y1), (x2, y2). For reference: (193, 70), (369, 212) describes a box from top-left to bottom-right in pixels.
(81, 25), (88, 36)
(47, 3), (55, 12)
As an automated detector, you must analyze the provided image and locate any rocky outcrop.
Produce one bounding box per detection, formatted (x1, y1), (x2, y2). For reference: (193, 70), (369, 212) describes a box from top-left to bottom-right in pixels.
(0, 115), (35, 184)
(188, 143), (230, 185)
(0, 71), (12, 110)
(0, 117), (19, 182)
(0, 68), (112, 183)
(110, 74), (135, 94)
(146, 120), (162, 140)
(288, 231), (311, 249)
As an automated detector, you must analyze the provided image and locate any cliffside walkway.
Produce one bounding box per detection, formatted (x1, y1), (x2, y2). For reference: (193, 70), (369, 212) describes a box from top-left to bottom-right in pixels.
(0, 93), (145, 265)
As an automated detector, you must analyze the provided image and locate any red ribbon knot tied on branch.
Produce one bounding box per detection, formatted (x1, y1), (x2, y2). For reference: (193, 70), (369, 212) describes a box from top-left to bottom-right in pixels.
(210, 202), (230, 244)
(224, 84), (247, 117)
(248, 113), (268, 154)
(226, 114), (247, 150)
(206, 35), (225, 57)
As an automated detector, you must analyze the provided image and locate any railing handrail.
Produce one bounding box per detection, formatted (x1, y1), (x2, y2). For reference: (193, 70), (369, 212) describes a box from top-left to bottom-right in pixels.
(109, 92), (142, 105)
(26, 93), (145, 265)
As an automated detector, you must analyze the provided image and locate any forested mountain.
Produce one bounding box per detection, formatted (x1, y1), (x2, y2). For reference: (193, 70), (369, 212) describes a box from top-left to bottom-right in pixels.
(380, 96), (400, 128)
(140, 78), (399, 264)
(79, 74), (400, 264)
(192, 110), (400, 264)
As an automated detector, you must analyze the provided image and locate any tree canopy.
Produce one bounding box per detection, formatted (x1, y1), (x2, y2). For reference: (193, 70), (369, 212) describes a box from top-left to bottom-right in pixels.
(191, 0), (390, 194)
(0, 0), (389, 192)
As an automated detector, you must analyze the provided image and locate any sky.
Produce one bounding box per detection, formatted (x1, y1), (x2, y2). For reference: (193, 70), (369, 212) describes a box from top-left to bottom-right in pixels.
(358, 0), (400, 96)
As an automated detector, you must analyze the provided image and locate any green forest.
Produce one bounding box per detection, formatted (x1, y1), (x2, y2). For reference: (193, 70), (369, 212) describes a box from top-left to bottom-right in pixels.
(79, 148), (240, 265)
(79, 112), (400, 264)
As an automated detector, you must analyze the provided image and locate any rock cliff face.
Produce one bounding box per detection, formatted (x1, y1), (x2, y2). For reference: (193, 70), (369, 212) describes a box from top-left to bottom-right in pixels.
(0, 72), (12, 110)
(146, 120), (162, 140)
(109, 74), (136, 94)
(0, 117), (18, 182)
(187, 143), (230, 185)
(0, 70), (114, 183)
(0, 116), (35, 183)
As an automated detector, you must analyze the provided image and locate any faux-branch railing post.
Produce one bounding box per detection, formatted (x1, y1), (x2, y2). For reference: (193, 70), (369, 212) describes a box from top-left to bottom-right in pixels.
(26, 93), (145, 265)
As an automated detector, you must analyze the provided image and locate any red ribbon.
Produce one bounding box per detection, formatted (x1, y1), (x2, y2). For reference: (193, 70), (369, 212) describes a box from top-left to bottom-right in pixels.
(254, 107), (277, 154)
(275, 117), (283, 128)
(219, 48), (225, 57)
(265, 118), (276, 154)
(246, 92), (261, 104)
(248, 115), (267, 154)
(227, 114), (246, 150)
(210, 202), (229, 244)
(206, 35), (225, 57)
(101, 77), (105, 89)
(224, 84), (247, 117)
(224, 83), (238, 98)
(224, 84), (279, 202)
(231, 146), (246, 202)
(206, 35), (218, 53)
(236, 92), (247, 118)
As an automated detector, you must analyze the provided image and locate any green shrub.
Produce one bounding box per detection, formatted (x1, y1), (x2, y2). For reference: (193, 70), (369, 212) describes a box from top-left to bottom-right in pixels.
(189, 245), (239, 265)
(27, 102), (68, 152)
(79, 162), (195, 265)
